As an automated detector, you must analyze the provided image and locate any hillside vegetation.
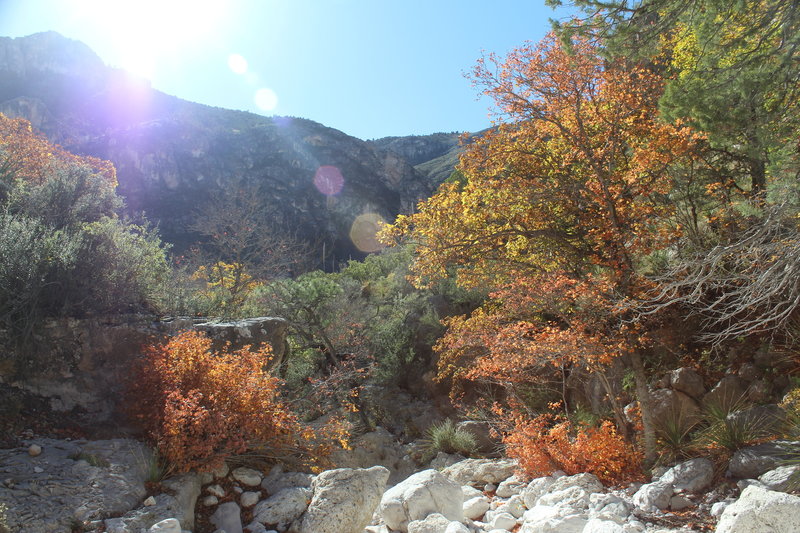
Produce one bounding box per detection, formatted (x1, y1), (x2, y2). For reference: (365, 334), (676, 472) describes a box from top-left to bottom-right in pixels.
(1, 0), (800, 484)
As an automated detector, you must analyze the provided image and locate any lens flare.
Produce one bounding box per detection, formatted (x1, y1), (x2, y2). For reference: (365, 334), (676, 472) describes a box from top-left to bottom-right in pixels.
(227, 53), (248, 75)
(350, 213), (386, 253)
(314, 165), (345, 196)
(254, 88), (278, 111)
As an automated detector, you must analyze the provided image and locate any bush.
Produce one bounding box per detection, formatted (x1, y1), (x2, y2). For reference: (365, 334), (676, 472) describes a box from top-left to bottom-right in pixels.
(127, 331), (303, 472)
(504, 414), (643, 484)
(424, 419), (478, 458)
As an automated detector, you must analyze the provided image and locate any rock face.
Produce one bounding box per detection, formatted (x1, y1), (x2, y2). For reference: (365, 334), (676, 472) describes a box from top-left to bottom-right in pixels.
(0, 32), (435, 264)
(0, 438), (152, 532)
(716, 485), (800, 533)
(293, 466), (390, 533)
(379, 469), (464, 532)
(195, 317), (289, 372)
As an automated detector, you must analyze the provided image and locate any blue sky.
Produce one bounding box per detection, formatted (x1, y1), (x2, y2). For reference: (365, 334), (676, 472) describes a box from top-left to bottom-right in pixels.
(0, 1), (572, 140)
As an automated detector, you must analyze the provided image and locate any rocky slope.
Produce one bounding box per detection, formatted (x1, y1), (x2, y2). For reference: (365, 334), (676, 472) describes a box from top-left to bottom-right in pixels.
(4, 434), (800, 533)
(0, 32), (434, 263)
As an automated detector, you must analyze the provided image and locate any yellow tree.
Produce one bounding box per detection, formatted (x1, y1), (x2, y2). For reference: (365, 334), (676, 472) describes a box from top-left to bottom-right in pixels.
(382, 34), (701, 465)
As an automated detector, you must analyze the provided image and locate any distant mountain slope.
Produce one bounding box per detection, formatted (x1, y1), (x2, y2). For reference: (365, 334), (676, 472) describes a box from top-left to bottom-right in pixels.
(0, 32), (434, 265)
(369, 131), (486, 187)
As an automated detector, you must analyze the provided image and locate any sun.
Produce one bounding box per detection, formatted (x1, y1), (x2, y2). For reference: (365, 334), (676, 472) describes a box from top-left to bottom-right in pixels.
(72, 0), (228, 79)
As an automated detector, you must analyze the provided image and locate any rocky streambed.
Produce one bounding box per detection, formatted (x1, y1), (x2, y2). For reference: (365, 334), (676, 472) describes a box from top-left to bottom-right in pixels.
(2, 433), (800, 533)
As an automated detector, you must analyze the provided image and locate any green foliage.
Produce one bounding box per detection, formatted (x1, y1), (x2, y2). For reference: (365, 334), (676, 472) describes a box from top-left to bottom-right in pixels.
(424, 419), (478, 458)
(0, 119), (170, 377)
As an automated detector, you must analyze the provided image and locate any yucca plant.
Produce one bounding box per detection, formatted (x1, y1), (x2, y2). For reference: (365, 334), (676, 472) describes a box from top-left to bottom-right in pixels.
(424, 419), (478, 458)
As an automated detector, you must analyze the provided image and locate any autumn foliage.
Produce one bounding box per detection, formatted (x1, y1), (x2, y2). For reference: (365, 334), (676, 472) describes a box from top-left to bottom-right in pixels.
(505, 413), (643, 485)
(0, 113), (116, 188)
(128, 331), (304, 472)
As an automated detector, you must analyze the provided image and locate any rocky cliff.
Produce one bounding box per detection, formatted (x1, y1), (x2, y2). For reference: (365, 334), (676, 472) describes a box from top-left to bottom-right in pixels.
(0, 32), (434, 264)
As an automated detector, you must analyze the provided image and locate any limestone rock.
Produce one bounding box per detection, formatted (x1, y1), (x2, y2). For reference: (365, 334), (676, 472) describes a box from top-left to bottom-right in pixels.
(148, 518), (182, 533)
(759, 465), (800, 493)
(660, 458), (714, 493)
(211, 501), (243, 533)
(441, 458), (517, 486)
(252, 487), (311, 529)
(520, 476), (555, 509)
(632, 481), (673, 511)
(379, 469), (464, 532)
(669, 367), (705, 399)
(407, 512), (454, 533)
(293, 466), (389, 533)
(463, 495), (491, 520)
(495, 474), (526, 498)
(728, 441), (798, 479)
(716, 485), (800, 533)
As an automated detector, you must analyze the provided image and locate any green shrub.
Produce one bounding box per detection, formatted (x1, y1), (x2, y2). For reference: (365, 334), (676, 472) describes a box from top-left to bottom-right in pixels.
(424, 419), (477, 458)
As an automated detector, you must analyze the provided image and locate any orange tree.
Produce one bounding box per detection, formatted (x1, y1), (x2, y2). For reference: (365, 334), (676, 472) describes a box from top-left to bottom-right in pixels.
(381, 33), (701, 466)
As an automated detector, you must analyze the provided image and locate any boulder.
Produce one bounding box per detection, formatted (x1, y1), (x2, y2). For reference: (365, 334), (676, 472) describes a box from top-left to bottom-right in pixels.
(728, 441), (798, 479)
(650, 389), (700, 423)
(293, 466), (389, 533)
(520, 476), (555, 509)
(583, 518), (627, 533)
(195, 317), (289, 372)
(659, 458), (714, 493)
(407, 512), (454, 533)
(232, 466), (264, 487)
(379, 469), (464, 532)
(716, 485), (800, 533)
(703, 376), (748, 409)
(456, 421), (502, 455)
(441, 458), (517, 486)
(669, 367), (705, 400)
(495, 474), (526, 498)
(329, 427), (416, 485)
(463, 496), (491, 520)
(759, 465), (800, 493)
(588, 493), (630, 524)
(726, 404), (785, 436)
(252, 487), (311, 529)
(211, 501), (243, 533)
(632, 481), (673, 511)
(261, 465), (314, 494)
(160, 473), (202, 529)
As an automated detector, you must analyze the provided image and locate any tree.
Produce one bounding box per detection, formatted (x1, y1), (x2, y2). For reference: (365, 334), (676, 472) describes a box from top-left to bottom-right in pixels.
(382, 34), (700, 465)
(554, 0), (800, 199)
(188, 181), (314, 315)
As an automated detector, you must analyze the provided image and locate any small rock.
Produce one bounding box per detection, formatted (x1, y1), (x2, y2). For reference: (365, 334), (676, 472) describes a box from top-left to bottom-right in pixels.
(711, 501), (730, 517)
(232, 467), (263, 487)
(463, 496), (491, 520)
(669, 494), (693, 511)
(207, 484), (226, 497)
(143, 495), (157, 506)
(211, 501), (243, 533)
(240, 491), (260, 507)
(203, 495), (220, 506)
(489, 511), (516, 530)
(33, 466), (44, 473)
(148, 518), (182, 533)
(485, 483), (497, 492)
(28, 444), (42, 456)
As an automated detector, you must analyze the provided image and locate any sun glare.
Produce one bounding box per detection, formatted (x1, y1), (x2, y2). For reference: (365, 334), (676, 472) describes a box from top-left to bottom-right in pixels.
(72, 0), (228, 79)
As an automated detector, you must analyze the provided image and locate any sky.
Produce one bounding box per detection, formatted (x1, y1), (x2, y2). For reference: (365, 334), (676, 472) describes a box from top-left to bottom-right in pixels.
(0, 0), (574, 140)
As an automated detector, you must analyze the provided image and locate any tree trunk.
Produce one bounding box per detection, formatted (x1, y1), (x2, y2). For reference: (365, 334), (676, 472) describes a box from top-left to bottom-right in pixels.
(629, 347), (657, 468)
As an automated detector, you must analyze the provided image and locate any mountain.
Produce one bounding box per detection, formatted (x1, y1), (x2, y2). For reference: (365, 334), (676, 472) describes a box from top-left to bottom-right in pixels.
(0, 32), (435, 265)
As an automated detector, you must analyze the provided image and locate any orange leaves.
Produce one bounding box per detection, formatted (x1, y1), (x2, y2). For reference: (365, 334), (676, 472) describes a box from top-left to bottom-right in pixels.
(505, 413), (643, 484)
(0, 113), (116, 188)
(127, 331), (300, 472)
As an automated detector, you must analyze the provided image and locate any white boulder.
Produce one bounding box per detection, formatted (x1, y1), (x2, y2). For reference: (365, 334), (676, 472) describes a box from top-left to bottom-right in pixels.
(379, 469), (464, 532)
(293, 466), (389, 533)
(716, 485), (800, 533)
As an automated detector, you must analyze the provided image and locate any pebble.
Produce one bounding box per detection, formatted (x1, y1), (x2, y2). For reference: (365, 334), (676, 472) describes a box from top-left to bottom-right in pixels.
(143, 495), (156, 506)
(28, 444), (42, 456)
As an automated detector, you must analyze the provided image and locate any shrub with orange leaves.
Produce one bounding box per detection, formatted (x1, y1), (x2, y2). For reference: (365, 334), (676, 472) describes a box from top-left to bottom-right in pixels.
(128, 331), (303, 472)
(504, 413), (643, 485)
